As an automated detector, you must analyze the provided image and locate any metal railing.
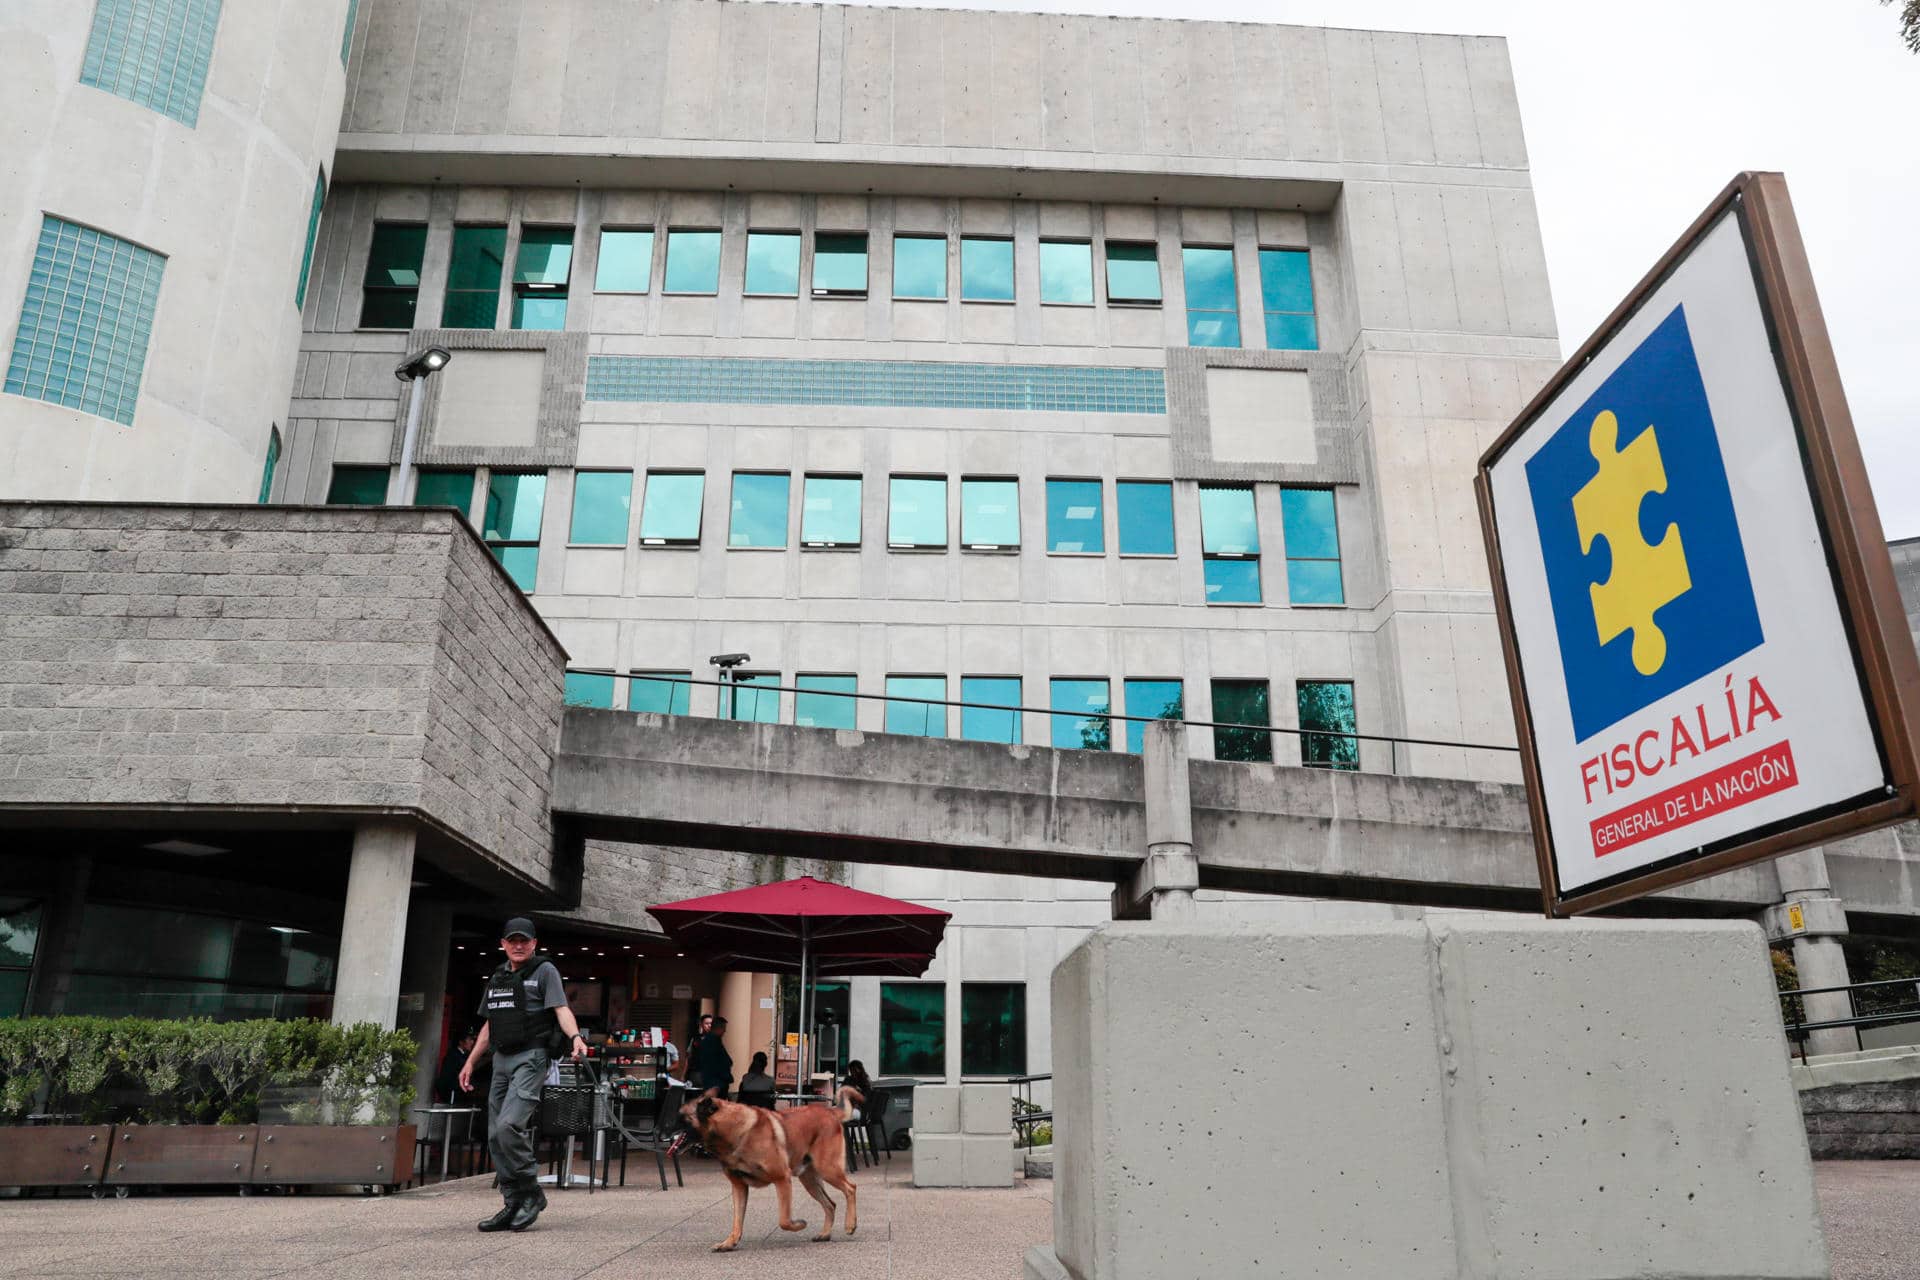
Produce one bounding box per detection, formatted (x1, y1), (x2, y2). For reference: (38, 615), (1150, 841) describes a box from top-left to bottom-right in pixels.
(1009, 1072), (1053, 1149)
(1778, 977), (1920, 1059)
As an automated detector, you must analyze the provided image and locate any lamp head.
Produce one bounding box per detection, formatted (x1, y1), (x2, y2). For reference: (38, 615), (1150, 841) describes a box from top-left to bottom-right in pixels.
(395, 346), (453, 381)
(708, 653), (750, 670)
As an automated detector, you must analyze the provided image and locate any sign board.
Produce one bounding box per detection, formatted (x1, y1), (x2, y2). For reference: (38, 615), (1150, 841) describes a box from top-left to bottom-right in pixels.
(1477, 172), (1920, 915)
(1787, 903), (1806, 934)
(671, 983), (693, 1000)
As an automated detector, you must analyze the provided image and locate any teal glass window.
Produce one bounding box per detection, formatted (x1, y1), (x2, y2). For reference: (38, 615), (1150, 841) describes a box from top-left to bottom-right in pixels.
(1281, 488), (1344, 605)
(1259, 248), (1317, 350)
(639, 472), (704, 546)
(595, 229), (653, 292)
(1039, 240), (1093, 304)
(257, 426), (280, 504)
(892, 235), (947, 300)
(800, 475), (861, 547)
(664, 229), (721, 293)
(885, 675), (946, 738)
(879, 982), (945, 1076)
(325, 466), (387, 506)
(1105, 242), (1161, 304)
(961, 982), (1026, 1076)
(1183, 246), (1240, 347)
(1116, 481), (1175, 556)
(359, 223), (426, 328)
(1046, 479), (1103, 554)
(960, 478), (1018, 550)
(564, 671), (614, 709)
(1298, 679), (1359, 771)
(0, 898), (39, 1017)
(444, 225), (506, 328)
(5, 217), (165, 427)
(630, 671), (692, 716)
(728, 472), (790, 549)
(1212, 679), (1272, 763)
(961, 676), (1021, 745)
(795, 674), (858, 730)
(1200, 484), (1260, 604)
(295, 171), (326, 310)
(482, 472), (546, 591)
(413, 468), (474, 517)
(888, 477), (947, 550)
(961, 237), (1014, 301)
(1123, 679), (1185, 754)
(745, 231), (800, 296)
(570, 471), (632, 545)
(1051, 678), (1112, 751)
(512, 226), (573, 330)
(340, 0), (359, 64)
(722, 673), (781, 723)
(79, 0), (222, 126)
(813, 232), (868, 297)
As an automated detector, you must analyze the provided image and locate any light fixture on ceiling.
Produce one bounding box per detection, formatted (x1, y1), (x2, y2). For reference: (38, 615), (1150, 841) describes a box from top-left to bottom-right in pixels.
(269, 925), (307, 935)
(142, 839), (229, 857)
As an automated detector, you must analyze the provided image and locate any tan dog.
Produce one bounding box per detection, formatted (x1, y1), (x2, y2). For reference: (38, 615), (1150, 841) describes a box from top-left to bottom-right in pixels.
(673, 1086), (862, 1252)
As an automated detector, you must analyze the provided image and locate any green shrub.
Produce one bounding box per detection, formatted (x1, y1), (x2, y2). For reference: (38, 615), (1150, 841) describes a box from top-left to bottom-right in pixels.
(0, 1018), (415, 1126)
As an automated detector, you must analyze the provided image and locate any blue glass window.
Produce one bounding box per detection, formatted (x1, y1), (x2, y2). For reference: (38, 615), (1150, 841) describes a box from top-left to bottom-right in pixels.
(1259, 248), (1317, 350)
(413, 468), (474, 517)
(664, 229), (721, 294)
(813, 233), (868, 296)
(893, 235), (947, 300)
(1116, 481), (1175, 556)
(885, 676), (946, 738)
(961, 238), (1014, 301)
(729, 472), (790, 549)
(295, 171), (326, 310)
(1200, 485), (1260, 605)
(639, 472), (704, 546)
(1123, 679), (1184, 754)
(801, 475), (861, 547)
(1046, 479), (1104, 554)
(961, 677), (1022, 745)
(1183, 246), (1240, 347)
(257, 426), (280, 504)
(1212, 680), (1272, 763)
(326, 466), (387, 506)
(1050, 678), (1112, 751)
(483, 472), (546, 591)
(1039, 241), (1093, 305)
(4, 217), (165, 427)
(1105, 242), (1161, 304)
(1281, 488), (1344, 605)
(630, 671), (693, 716)
(723, 673), (781, 724)
(360, 224), (425, 328)
(341, 0), (359, 64)
(570, 471), (632, 545)
(796, 674), (858, 730)
(444, 226), (506, 329)
(745, 231), (800, 296)
(595, 229), (653, 292)
(512, 226), (573, 330)
(1298, 680), (1359, 770)
(1203, 560), (1261, 604)
(79, 0), (222, 127)
(564, 672), (615, 709)
(888, 477), (947, 549)
(960, 478), (1018, 550)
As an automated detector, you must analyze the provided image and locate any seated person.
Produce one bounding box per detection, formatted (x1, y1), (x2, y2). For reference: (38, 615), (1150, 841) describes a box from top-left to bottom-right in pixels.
(843, 1059), (878, 1123)
(737, 1052), (776, 1108)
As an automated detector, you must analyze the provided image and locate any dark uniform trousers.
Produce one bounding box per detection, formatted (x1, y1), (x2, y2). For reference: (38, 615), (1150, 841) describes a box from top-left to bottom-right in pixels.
(488, 1044), (549, 1193)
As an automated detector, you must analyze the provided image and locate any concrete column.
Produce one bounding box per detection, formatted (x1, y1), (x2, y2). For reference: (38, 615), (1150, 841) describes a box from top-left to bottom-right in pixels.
(1761, 848), (1857, 1057)
(332, 822), (416, 1030)
(718, 970), (756, 1074)
(1112, 720), (1199, 920)
(399, 900), (453, 1110)
(26, 854), (93, 1015)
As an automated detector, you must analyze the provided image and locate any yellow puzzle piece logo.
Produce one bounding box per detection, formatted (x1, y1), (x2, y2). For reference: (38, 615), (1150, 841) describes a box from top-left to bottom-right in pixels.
(1570, 410), (1692, 676)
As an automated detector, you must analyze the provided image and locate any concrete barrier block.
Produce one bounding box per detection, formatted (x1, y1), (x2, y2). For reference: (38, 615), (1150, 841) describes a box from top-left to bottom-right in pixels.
(911, 1132), (965, 1187)
(960, 1083), (1008, 1135)
(961, 1133), (1013, 1187)
(915, 1085), (960, 1135)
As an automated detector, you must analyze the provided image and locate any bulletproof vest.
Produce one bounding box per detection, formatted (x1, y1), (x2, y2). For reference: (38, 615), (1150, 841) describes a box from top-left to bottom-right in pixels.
(483, 954), (560, 1053)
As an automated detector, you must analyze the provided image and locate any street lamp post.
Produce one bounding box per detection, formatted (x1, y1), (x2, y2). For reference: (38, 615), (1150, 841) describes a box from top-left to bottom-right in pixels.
(709, 652), (749, 721)
(386, 346), (453, 505)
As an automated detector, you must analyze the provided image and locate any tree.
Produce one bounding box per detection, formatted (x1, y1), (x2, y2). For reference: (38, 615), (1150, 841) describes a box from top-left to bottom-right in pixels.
(1889, 0), (1920, 53)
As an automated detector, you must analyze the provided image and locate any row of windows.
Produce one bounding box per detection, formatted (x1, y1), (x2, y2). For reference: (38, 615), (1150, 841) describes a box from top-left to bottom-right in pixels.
(798, 979), (1024, 1078)
(325, 465), (1346, 606)
(358, 221), (1317, 349)
(563, 669), (1360, 769)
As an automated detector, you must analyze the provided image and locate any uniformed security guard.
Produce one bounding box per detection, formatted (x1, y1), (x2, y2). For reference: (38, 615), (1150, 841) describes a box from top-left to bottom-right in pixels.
(459, 917), (587, 1232)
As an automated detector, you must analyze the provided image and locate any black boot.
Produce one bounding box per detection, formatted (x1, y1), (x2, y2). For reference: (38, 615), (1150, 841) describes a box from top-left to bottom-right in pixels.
(507, 1182), (545, 1231)
(477, 1192), (521, 1232)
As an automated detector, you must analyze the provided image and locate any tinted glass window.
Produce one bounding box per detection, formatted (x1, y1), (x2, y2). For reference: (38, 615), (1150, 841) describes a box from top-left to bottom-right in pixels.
(413, 468), (473, 517)
(795, 674), (858, 730)
(1105, 241), (1161, 303)
(888, 477), (947, 549)
(483, 472), (546, 591)
(724, 673), (781, 724)
(879, 982), (945, 1076)
(1050, 678), (1112, 751)
(595, 228), (654, 292)
(570, 471), (632, 545)
(1182, 246), (1240, 347)
(295, 171), (326, 310)
(1046, 479), (1104, 554)
(639, 472), (705, 544)
(961, 676), (1021, 744)
(1123, 679), (1184, 754)
(813, 232), (868, 295)
(511, 226), (573, 330)
(664, 229), (722, 293)
(630, 672), (692, 716)
(800, 475), (861, 547)
(885, 675), (946, 738)
(893, 235), (947, 300)
(444, 226), (506, 328)
(258, 426), (281, 505)
(360, 223), (427, 328)
(745, 231), (801, 296)
(1116, 481), (1175, 555)
(961, 237), (1014, 301)
(1282, 487), (1344, 605)
(960, 478), (1019, 549)
(1259, 248), (1317, 351)
(728, 472), (790, 548)
(0, 898), (43, 970)
(1203, 558), (1262, 605)
(326, 466), (387, 506)
(1198, 485), (1258, 555)
(564, 672), (614, 708)
(1298, 680), (1359, 770)
(1039, 240), (1093, 304)
(961, 983), (1026, 1076)
(1212, 679), (1272, 763)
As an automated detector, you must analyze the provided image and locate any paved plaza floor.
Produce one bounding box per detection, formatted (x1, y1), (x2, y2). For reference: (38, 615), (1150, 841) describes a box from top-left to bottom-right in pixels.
(2, 1157), (1914, 1278)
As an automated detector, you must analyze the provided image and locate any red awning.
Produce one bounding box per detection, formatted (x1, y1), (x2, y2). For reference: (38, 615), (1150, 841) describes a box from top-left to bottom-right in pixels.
(649, 876), (950, 977)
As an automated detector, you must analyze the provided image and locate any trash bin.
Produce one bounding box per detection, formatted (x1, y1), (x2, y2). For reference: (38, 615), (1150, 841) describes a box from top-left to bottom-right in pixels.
(875, 1077), (917, 1150)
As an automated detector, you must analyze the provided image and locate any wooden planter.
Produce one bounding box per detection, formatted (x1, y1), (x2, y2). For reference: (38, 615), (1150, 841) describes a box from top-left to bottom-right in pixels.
(0, 1126), (113, 1188)
(4, 1124), (415, 1191)
(105, 1125), (257, 1186)
(253, 1125), (414, 1186)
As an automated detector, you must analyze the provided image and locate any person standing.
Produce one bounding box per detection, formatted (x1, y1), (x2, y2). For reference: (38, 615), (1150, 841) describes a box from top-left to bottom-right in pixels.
(434, 1028), (477, 1102)
(459, 917), (587, 1233)
(684, 1011), (714, 1088)
(693, 1013), (735, 1100)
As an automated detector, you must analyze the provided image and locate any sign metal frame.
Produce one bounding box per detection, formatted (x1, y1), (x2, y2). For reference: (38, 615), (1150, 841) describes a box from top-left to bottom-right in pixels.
(1475, 171), (1920, 917)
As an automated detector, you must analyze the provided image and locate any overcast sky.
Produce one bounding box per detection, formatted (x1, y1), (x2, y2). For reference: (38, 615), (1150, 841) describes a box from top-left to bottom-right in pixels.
(845, 0), (1920, 539)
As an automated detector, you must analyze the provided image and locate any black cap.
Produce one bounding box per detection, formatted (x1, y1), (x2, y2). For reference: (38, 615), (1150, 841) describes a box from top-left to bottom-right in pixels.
(502, 916), (536, 940)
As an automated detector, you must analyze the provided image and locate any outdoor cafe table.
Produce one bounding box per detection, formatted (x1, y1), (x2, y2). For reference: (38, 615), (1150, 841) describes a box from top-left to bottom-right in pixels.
(410, 1104), (482, 1179)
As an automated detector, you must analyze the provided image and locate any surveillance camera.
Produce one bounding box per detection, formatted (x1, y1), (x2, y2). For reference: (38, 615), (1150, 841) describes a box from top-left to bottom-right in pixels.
(709, 652), (750, 668)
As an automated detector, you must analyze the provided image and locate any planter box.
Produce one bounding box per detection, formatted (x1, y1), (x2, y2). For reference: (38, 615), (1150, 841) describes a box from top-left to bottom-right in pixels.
(0, 1126), (113, 1187)
(105, 1125), (257, 1186)
(252, 1125), (414, 1186)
